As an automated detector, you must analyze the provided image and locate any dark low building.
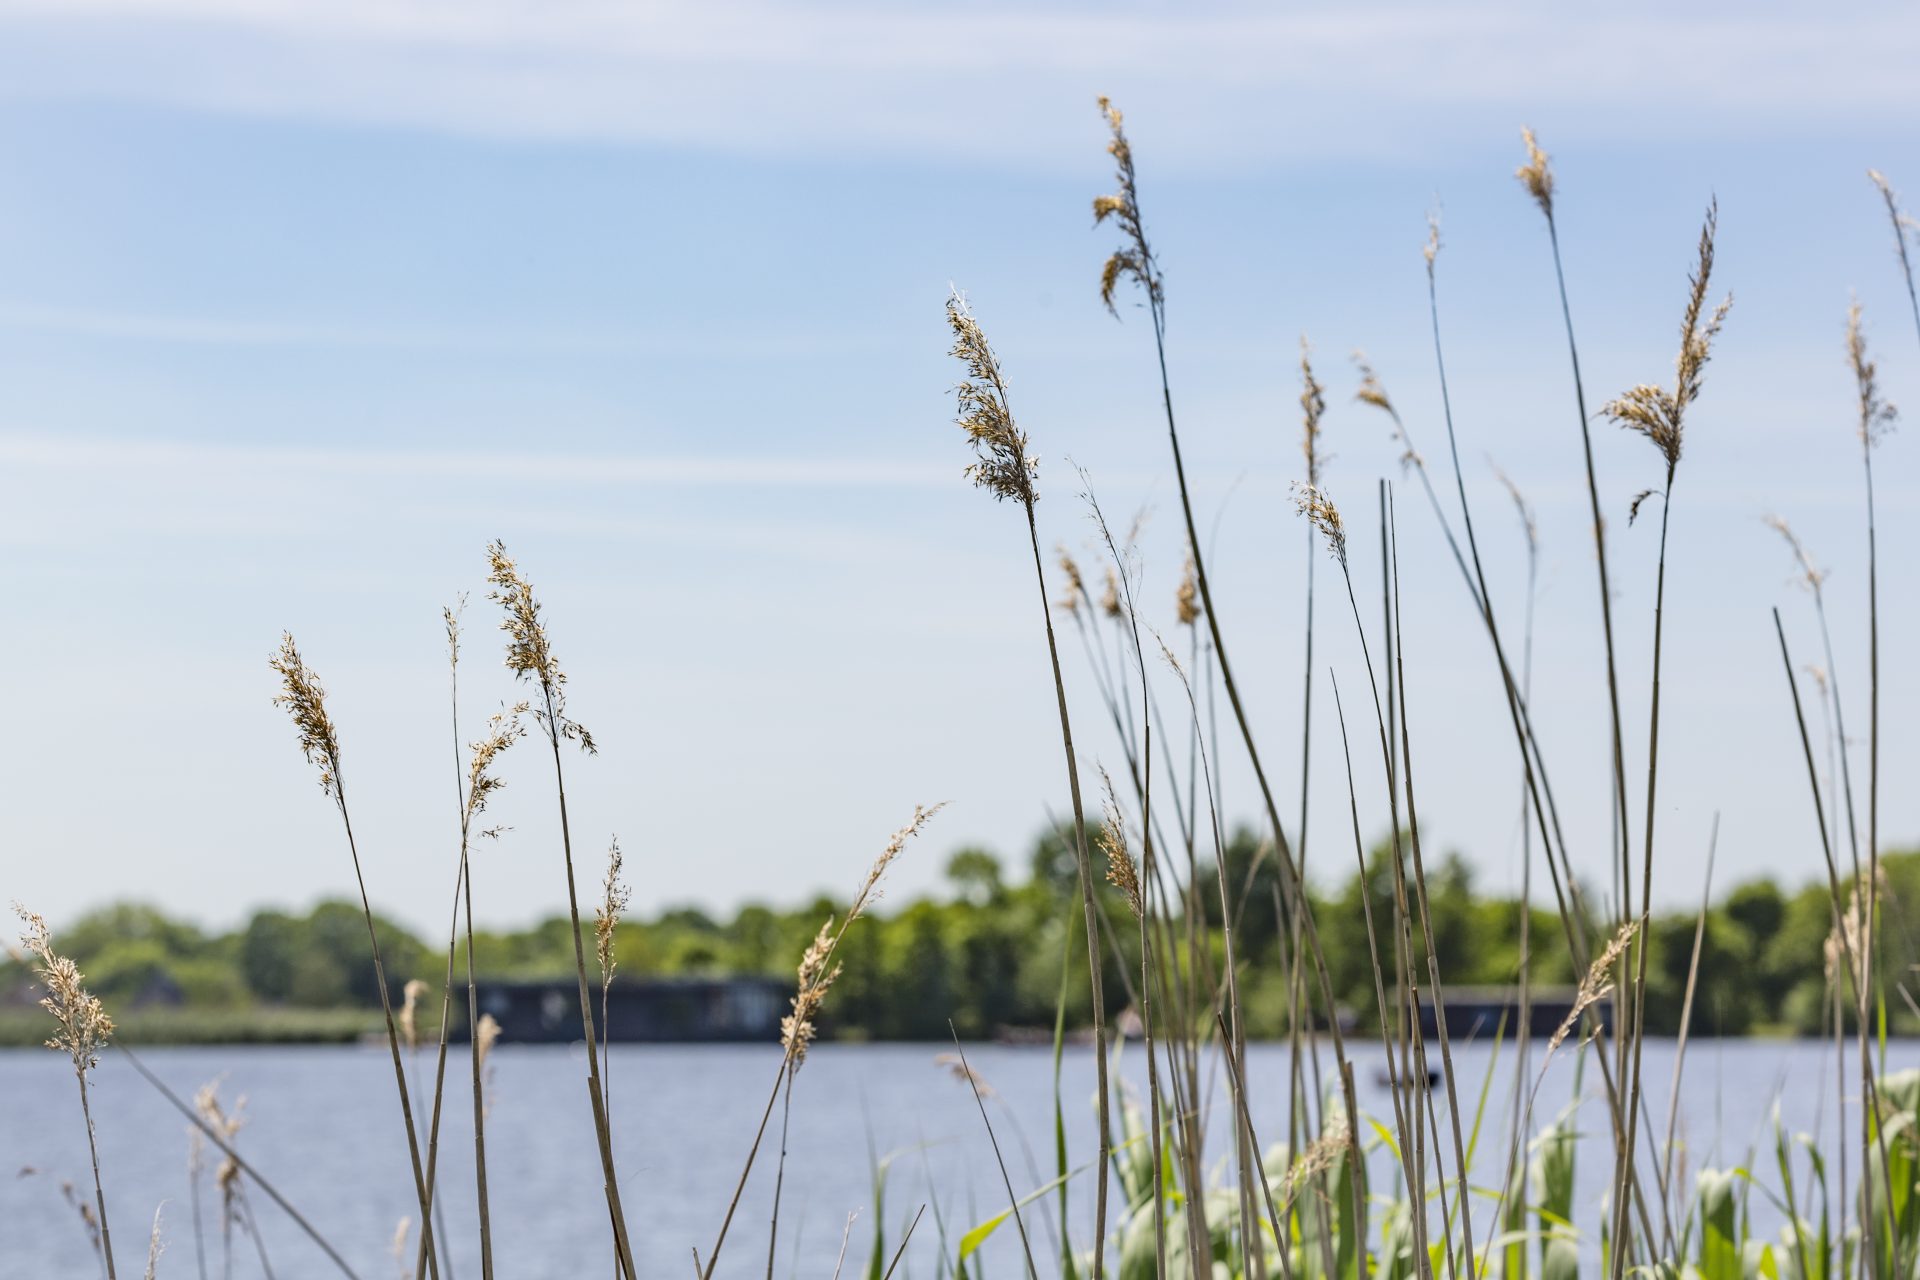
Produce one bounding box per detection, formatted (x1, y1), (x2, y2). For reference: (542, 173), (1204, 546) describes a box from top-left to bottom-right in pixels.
(473, 976), (789, 1044)
(1412, 986), (1613, 1040)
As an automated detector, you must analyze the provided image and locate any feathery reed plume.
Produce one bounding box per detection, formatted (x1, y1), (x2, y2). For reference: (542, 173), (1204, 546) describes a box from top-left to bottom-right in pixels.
(1280, 1113), (1351, 1206)
(597, 837), (629, 989)
(933, 1052), (997, 1098)
(1292, 483), (1348, 568)
(1100, 566), (1122, 619)
(269, 634), (342, 801)
(1867, 169), (1920, 344)
(946, 280), (1117, 1273)
(1093, 96), (1160, 314)
(1551, 921), (1638, 1053)
(15, 906), (117, 1278)
(196, 1080), (272, 1278)
(1847, 299), (1898, 448)
(391, 1219), (412, 1280)
(1095, 768), (1143, 919)
(143, 1206), (164, 1280)
(1173, 556), (1200, 627)
(473, 1015), (500, 1110)
(399, 979), (428, 1052)
(270, 634), (439, 1278)
(1353, 353), (1418, 471)
(1516, 127), (1554, 218)
(1300, 337), (1327, 487)
(1603, 201), (1731, 471)
(706, 805), (943, 1280)
(1055, 548), (1085, 615)
(781, 919), (839, 1071)
(1423, 207), (1442, 275)
(947, 292), (1038, 505)
(484, 542), (631, 1278)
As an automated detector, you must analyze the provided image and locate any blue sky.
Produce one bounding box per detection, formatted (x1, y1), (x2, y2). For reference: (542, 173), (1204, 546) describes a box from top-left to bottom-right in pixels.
(3, 0), (1918, 933)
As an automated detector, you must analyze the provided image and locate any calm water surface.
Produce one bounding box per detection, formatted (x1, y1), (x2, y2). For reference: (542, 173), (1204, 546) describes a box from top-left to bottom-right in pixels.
(0, 1039), (1902, 1278)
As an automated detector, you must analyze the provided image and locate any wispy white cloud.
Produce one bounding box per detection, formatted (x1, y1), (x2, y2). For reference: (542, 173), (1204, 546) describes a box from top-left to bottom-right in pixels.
(0, 2), (1912, 165)
(0, 430), (953, 488)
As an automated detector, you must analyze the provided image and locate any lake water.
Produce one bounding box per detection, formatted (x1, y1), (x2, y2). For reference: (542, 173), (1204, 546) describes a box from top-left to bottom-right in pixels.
(0, 1038), (1902, 1278)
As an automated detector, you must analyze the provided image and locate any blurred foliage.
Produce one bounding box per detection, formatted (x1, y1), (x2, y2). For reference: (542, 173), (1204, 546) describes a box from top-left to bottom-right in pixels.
(6, 832), (1917, 1041)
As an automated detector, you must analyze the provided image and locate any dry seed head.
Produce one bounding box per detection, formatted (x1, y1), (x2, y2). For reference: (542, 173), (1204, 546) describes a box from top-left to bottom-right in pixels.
(1423, 209), (1442, 275)
(1352, 353), (1415, 469)
(13, 905), (113, 1072)
(1292, 483), (1348, 568)
(782, 916), (840, 1069)
(398, 979), (429, 1051)
(486, 542), (596, 753)
(847, 802), (946, 924)
(1100, 566), (1123, 619)
(1299, 337), (1327, 487)
(1549, 920), (1639, 1052)
(475, 1013), (501, 1072)
(1604, 200), (1730, 471)
(144, 1206), (165, 1280)
(1096, 767), (1143, 919)
(443, 594), (466, 670)
(1055, 548), (1086, 615)
(945, 291), (1038, 507)
(1516, 127), (1555, 219)
(1093, 96), (1161, 315)
(596, 837), (630, 986)
(466, 702), (529, 828)
(1282, 1111), (1351, 1206)
(934, 1052), (996, 1097)
(1174, 555), (1201, 627)
(194, 1080), (246, 1202)
(270, 633), (343, 800)
(1763, 515), (1826, 593)
(390, 1218), (412, 1273)
(1847, 299), (1898, 449)
(1804, 664), (1830, 700)
(1868, 169), (1920, 251)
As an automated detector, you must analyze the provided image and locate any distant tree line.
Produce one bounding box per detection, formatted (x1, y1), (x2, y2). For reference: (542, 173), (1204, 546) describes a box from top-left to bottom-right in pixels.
(6, 831), (1917, 1040)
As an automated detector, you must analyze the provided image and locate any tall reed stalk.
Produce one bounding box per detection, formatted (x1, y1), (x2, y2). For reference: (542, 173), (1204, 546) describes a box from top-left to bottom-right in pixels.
(15, 908), (118, 1280)
(482, 544), (636, 1279)
(270, 635), (441, 1280)
(944, 290), (1113, 1274)
(1600, 198), (1730, 1280)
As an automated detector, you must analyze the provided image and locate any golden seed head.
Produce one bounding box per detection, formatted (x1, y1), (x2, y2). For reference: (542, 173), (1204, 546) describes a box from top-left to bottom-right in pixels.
(596, 837), (630, 986)
(1096, 768), (1143, 920)
(1515, 127), (1554, 218)
(782, 916), (840, 1070)
(934, 1052), (996, 1097)
(1093, 95), (1161, 316)
(1422, 209), (1442, 274)
(1100, 566), (1123, 619)
(1174, 556), (1201, 627)
(398, 979), (429, 1051)
(1352, 352), (1415, 469)
(1055, 547), (1086, 615)
(269, 633), (343, 800)
(194, 1080), (246, 1200)
(14, 905), (113, 1072)
(1846, 298), (1898, 449)
(1550, 920), (1638, 1052)
(486, 542), (596, 753)
(475, 1013), (501, 1071)
(945, 291), (1038, 507)
(1281, 1111), (1351, 1205)
(1604, 200), (1730, 471)
(1299, 337), (1327, 488)
(1292, 483), (1348, 568)
(846, 802), (947, 925)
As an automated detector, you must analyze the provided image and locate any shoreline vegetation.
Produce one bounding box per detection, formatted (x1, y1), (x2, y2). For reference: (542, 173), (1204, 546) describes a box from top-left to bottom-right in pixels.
(9, 106), (1920, 1279)
(7, 842), (1920, 1048)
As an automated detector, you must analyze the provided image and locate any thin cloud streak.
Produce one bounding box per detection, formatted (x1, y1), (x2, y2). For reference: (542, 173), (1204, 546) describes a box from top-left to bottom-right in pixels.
(0, 432), (954, 489)
(0, 2), (1913, 165)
